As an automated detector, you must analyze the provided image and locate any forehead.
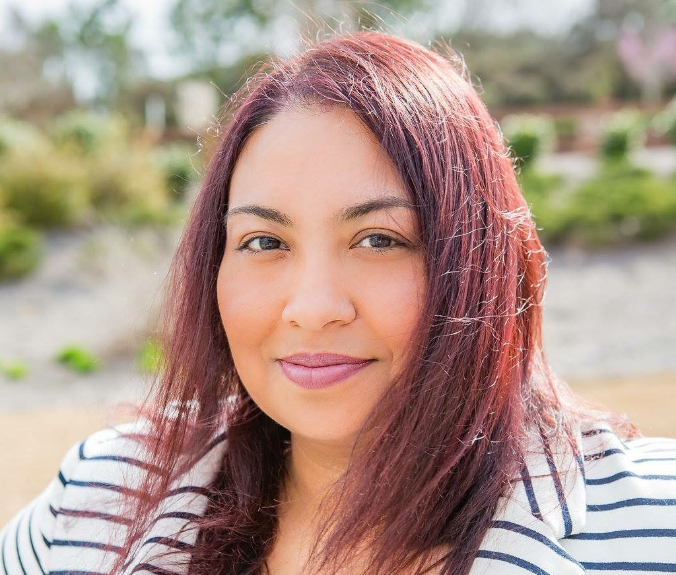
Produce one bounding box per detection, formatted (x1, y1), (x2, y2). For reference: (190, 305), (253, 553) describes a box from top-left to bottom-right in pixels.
(227, 105), (410, 214)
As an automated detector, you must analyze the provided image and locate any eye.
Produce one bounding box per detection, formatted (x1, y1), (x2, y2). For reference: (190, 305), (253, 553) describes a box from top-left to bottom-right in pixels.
(354, 233), (406, 255)
(236, 235), (288, 255)
(235, 232), (407, 256)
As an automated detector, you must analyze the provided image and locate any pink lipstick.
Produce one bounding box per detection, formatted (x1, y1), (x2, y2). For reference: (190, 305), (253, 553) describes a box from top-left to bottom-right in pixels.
(278, 353), (375, 390)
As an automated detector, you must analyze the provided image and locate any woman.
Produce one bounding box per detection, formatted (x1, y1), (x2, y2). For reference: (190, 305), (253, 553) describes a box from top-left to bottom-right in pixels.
(2, 30), (676, 575)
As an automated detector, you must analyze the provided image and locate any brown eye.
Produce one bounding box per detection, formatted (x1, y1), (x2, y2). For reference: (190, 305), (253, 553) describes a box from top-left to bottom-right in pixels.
(236, 236), (287, 255)
(354, 234), (405, 254)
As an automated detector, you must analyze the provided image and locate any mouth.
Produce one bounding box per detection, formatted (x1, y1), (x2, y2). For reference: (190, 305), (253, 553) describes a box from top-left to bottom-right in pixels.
(278, 358), (375, 390)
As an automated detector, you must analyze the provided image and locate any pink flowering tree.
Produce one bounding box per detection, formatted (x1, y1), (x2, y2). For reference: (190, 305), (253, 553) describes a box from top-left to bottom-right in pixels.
(617, 24), (676, 103)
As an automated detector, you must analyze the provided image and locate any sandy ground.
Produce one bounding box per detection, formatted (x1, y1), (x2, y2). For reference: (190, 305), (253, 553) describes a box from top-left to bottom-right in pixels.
(1, 372), (675, 526)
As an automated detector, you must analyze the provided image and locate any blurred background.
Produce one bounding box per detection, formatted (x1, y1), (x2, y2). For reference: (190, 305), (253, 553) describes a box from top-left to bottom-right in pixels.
(1, 0), (675, 523)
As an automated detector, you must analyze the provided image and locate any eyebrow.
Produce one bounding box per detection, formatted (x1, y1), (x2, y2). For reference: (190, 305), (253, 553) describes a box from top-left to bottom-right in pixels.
(224, 195), (417, 227)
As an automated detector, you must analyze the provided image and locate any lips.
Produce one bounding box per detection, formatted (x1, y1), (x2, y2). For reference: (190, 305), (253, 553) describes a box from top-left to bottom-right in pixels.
(278, 356), (375, 390)
(280, 352), (373, 368)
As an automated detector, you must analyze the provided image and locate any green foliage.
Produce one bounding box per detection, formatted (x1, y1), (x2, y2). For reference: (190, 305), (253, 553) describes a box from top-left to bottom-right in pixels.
(151, 143), (200, 201)
(501, 114), (556, 170)
(0, 221), (43, 281)
(137, 337), (164, 375)
(553, 116), (578, 138)
(651, 98), (676, 145)
(518, 170), (570, 243)
(0, 357), (29, 380)
(521, 164), (676, 247)
(85, 144), (168, 212)
(599, 109), (646, 163)
(48, 109), (129, 156)
(55, 345), (101, 373)
(0, 117), (50, 158)
(0, 148), (91, 228)
(564, 164), (676, 245)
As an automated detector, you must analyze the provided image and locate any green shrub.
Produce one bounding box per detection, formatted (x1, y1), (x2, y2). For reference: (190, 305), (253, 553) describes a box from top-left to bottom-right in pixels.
(518, 170), (570, 243)
(501, 113), (556, 170)
(55, 345), (101, 373)
(553, 116), (578, 138)
(85, 145), (169, 217)
(48, 109), (129, 156)
(0, 358), (28, 380)
(651, 98), (676, 145)
(0, 117), (50, 158)
(599, 108), (646, 163)
(0, 222), (43, 281)
(137, 337), (164, 375)
(562, 165), (676, 245)
(151, 143), (200, 202)
(0, 149), (91, 228)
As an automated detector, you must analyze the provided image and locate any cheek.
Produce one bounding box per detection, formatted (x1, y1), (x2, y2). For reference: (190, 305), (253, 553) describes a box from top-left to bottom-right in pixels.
(357, 260), (425, 368)
(216, 262), (279, 383)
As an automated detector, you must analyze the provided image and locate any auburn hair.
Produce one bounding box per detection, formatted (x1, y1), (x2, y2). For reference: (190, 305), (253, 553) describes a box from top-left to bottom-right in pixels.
(106, 29), (639, 575)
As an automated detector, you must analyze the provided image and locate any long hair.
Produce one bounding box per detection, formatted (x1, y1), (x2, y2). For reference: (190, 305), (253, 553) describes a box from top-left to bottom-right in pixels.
(107, 30), (639, 575)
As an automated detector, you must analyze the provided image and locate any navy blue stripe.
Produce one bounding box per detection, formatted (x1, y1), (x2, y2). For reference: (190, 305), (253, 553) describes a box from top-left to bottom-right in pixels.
(129, 562), (177, 574)
(588, 497), (676, 511)
(587, 470), (676, 485)
(26, 505), (46, 575)
(519, 465), (543, 520)
(49, 571), (107, 575)
(565, 528), (676, 540)
(78, 442), (161, 474)
(585, 447), (676, 463)
(580, 561), (676, 572)
(475, 551), (550, 575)
(48, 538), (122, 554)
(141, 536), (193, 551)
(539, 426), (573, 537)
(1, 519), (10, 575)
(60, 479), (140, 496)
(492, 520), (583, 568)
(48, 505), (131, 526)
(14, 511), (28, 575)
(582, 428), (612, 437)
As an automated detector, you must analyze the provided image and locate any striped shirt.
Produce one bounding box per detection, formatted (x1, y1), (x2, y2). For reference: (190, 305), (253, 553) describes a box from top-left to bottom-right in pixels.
(1, 417), (676, 574)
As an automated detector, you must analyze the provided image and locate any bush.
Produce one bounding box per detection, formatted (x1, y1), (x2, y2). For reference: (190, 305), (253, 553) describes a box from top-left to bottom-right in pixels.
(0, 222), (43, 281)
(518, 170), (570, 243)
(55, 345), (101, 373)
(0, 116), (50, 158)
(0, 148), (91, 228)
(651, 98), (676, 145)
(137, 337), (164, 375)
(48, 109), (129, 156)
(151, 143), (200, 202)
(0, 358), (28, 380)
(562, 165), (676, 245)
(85, 144), (170, 219)
(599, 108), (646, 163)
(501, 113), (556, 170)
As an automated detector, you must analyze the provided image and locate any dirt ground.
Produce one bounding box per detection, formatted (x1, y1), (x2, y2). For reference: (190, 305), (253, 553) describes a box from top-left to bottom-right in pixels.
(1, 373), (674, 526)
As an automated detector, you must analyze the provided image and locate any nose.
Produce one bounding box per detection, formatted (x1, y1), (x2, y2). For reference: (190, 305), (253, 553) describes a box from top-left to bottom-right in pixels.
(281, 252), (357, 331)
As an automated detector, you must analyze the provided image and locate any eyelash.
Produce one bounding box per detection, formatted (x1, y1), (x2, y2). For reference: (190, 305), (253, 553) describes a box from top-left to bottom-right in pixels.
(235, 233), (407, 256)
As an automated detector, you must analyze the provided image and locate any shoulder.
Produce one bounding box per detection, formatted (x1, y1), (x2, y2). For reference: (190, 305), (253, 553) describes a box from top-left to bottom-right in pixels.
(1, 416), (228, 575)
(0, 420), (145, 575)
(561, 421), (676, 569)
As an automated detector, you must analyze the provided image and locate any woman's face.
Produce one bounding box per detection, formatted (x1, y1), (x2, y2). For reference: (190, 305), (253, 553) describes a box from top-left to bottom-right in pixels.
(217, 105), (426, 445)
